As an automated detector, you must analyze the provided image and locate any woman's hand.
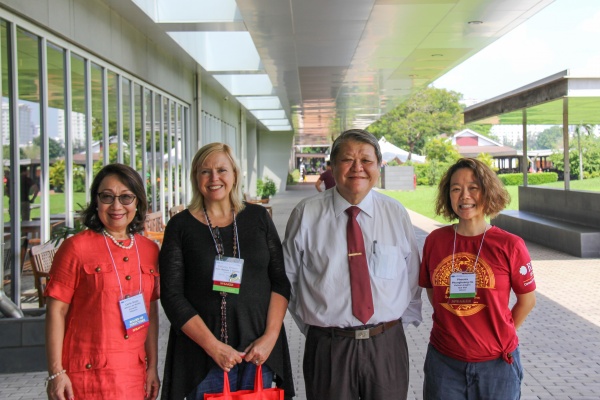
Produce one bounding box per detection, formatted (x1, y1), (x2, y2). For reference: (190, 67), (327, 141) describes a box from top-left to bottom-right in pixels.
(207, 340), (246, 371)
(243, 333), (277, 366)
(144, 365), (161, 400)
(46, 373), (74, 400)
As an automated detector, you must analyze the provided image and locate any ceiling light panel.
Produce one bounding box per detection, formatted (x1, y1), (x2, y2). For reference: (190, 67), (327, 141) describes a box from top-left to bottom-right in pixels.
(155, 0), (241, 22)
(168, 32), (262, 71)
(260, 119), (290, 126)
(250, 109), (287, 119)
(237, 96), (283, 110)
(213, 74), (274, 96)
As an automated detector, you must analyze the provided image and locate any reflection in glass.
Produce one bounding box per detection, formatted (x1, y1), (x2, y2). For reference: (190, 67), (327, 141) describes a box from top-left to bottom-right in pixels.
(47, 42), (66, 219)
(91, 63), (103, 171)
(70, 53), (88, 195)
(134, 83), (143, 176)
(17, 28), (41, 222)
(144, 89), (154, 211)
(122, 77), (131, 167)
(107, 71), (118, 164)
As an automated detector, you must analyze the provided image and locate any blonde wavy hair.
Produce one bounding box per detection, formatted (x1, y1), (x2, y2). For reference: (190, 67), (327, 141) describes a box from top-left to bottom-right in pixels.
(188, 142), (245, 214)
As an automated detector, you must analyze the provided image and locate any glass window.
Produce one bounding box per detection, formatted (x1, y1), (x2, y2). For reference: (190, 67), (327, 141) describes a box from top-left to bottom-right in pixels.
(107, 70), (118, 164)
(91, 63), (103, 171)
(134, 83), (143, 173)
(122, 77), (131, 167)
(70, 53), (88, 196)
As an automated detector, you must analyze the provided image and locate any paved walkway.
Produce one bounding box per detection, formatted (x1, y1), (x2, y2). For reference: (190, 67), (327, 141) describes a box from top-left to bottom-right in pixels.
(1, 183), (599, 399)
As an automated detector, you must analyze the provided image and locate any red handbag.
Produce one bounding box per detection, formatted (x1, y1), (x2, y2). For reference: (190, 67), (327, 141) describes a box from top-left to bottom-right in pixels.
(204, 365), (284, 400)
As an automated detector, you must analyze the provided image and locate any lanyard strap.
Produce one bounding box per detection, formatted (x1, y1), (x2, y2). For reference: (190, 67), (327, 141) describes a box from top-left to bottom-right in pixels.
(103, 232), (143, 298)
(202, 207), (242, 344)
(203, 207), (241, 258)
(452, 224), (488, 273)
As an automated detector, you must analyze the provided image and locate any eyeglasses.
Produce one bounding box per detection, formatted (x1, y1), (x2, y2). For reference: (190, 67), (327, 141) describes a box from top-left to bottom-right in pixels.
(97, 193), (137, 205)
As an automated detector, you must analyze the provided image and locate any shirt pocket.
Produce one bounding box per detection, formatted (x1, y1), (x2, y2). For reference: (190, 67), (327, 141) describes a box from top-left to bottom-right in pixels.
(82, 263), (116, 291)
(370, 243), (403, 280)
(140, 264), (159, 299)
(67, 353), (108, 373)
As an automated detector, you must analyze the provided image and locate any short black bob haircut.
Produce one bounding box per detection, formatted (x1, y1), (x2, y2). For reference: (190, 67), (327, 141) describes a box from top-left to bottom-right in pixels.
(80, 163), (148, 234)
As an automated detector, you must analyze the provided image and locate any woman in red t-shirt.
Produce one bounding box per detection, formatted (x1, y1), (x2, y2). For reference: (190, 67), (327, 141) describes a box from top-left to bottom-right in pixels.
(419, 158), (536, 400)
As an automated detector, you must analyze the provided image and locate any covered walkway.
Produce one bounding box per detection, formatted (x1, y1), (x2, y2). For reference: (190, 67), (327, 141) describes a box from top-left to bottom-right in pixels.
(1, 185), (599, 399)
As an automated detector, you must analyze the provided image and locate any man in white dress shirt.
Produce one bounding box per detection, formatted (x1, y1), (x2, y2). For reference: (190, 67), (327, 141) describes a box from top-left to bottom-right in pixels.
(283, 129), (422, 400)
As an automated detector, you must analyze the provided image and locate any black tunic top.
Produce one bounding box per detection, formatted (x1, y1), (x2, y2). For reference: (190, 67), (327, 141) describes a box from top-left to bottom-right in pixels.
(159, 204), (294, 399)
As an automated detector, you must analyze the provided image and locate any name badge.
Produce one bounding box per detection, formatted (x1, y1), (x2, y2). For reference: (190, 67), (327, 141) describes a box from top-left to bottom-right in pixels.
(119, 293), (150, 335)
(448, 272), (476, 305)
(212, 257), (244, 294)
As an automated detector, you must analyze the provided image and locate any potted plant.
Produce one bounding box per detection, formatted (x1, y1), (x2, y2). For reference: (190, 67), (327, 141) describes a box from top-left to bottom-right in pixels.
(256, 177), (277, 203)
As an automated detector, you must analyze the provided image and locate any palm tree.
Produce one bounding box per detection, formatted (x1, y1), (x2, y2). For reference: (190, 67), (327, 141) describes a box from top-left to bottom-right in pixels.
(574, 124), (593, 180)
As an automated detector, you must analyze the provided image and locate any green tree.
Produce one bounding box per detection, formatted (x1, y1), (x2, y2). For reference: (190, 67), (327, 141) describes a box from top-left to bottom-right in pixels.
(549, 134), (600, 179)
(49, 160), (66, 192)
(3, 145), (26, 159)
(573, 124), (593, 180)
(423, 137), (460, 163)
(369, 87), (462, 159)
(475, 153), (494, 168)
(33, 136), (65, 159)
(535, 126), (563, 150)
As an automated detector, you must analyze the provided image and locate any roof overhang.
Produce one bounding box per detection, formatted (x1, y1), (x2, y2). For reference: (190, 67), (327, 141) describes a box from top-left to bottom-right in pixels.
(464, 69), (600, 125)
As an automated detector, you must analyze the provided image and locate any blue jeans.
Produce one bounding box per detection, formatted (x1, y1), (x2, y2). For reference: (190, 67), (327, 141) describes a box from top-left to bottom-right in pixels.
(423, 344), (523, 400)
(187, 361), (273, 399)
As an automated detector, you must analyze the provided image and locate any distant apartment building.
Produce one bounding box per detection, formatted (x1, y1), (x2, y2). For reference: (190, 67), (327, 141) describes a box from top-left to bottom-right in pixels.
(2, 102), (36, 145)
(490, 125), (549, 146)
(57, 109), (87, 147)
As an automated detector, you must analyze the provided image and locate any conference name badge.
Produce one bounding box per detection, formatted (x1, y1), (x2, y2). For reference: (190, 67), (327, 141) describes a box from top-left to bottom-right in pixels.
(213, 257), (244, 294)
(448, 272), (476, 305)
(119, 293), (150, 335)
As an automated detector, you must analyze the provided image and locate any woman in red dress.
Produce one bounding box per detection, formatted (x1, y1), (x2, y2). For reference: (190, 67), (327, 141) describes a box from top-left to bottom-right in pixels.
(45, 164), (160, 400)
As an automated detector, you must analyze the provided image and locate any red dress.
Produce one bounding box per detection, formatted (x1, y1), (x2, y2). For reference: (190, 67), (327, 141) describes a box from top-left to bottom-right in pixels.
(45, 230), (160, 400)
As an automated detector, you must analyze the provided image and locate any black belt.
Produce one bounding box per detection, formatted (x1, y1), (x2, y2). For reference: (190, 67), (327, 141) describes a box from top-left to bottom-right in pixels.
(311, 319), (401, 340)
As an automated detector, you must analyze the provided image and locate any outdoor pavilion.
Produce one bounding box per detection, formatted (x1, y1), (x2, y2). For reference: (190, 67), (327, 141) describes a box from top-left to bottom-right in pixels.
(463, 69), (600, 258)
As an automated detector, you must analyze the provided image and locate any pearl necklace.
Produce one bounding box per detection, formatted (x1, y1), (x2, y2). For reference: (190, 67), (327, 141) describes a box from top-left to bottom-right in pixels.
(103, 229), (135, 250)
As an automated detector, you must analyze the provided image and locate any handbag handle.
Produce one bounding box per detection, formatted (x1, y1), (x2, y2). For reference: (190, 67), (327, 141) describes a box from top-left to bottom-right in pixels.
(221, 370), (231, 395)
(253, 364), (263, 393)
(219, 363), (264, 395)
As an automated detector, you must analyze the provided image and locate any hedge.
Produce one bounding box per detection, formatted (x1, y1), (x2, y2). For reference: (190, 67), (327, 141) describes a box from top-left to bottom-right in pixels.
(497, 172), (558, 186)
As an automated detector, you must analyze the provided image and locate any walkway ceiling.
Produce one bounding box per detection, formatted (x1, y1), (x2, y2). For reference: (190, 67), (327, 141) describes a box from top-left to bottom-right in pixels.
(123, 0), (554, 145)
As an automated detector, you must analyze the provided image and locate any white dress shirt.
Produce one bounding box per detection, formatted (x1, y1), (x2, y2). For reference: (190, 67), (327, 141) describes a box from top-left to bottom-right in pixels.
(283, 188), (422, 334)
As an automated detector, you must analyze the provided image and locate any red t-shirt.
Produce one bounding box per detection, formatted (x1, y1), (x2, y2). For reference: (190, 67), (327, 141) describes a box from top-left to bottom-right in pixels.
(45, 230), (160, 399)
(419, 225), (535, 362)
(319, 169), (336, 189)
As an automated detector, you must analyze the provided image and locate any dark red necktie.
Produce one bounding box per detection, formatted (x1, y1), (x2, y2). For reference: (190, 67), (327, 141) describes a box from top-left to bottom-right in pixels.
(345, 206), (374, 324)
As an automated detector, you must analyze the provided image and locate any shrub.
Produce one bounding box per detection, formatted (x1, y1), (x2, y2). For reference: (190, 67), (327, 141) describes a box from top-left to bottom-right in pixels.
(497, 172), (558, 186)
(257, 177), (277, 198)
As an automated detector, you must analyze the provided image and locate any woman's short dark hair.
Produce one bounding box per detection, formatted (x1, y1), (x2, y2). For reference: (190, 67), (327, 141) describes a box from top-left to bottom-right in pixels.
(330, 129), (382, 166)
(435, 158), (510, 221)
(81, 163), (148, 234)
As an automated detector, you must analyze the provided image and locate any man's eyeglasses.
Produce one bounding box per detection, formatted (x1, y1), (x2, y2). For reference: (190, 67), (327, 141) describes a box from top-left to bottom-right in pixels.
(97, 193), (137, 205)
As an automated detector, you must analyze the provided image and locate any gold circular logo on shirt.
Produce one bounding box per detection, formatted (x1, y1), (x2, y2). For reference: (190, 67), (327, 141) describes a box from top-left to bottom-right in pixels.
(433, 252), (495, 317)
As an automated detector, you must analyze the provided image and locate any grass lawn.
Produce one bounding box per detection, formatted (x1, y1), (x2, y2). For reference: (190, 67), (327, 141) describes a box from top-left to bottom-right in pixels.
(382, 177), (600, 223)
(3, 192), (88, 221)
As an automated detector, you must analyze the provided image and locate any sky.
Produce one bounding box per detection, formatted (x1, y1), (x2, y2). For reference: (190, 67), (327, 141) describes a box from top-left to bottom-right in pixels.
(433, 0), (600, 103)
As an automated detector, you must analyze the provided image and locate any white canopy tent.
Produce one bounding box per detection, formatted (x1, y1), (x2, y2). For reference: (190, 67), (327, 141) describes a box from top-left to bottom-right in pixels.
(378, 137), (426, 164)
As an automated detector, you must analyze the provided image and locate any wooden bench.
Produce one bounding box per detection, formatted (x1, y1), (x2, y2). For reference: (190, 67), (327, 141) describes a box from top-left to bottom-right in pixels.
(492, 186), (600, 258)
